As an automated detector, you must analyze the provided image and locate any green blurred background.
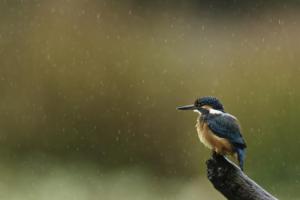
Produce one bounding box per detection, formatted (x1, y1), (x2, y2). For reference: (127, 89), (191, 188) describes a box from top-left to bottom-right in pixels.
(0, 0), (300, 199)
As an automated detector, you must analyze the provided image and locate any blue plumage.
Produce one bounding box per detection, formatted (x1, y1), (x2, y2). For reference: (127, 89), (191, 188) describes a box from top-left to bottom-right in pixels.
(205, 113), (246, 149)
(236, 148), (246, 171)
(205, 112), (246, 170)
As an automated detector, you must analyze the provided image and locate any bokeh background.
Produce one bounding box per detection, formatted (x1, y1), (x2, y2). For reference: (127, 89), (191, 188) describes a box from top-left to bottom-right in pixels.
(1, 0), (300, 199)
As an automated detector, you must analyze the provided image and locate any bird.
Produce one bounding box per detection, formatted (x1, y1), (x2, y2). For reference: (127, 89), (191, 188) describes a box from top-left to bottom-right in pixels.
(177, 96), (246, 171)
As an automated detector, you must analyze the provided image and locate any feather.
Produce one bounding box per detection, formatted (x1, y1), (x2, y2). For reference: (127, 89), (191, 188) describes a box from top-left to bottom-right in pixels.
(205, 113), (246, 149)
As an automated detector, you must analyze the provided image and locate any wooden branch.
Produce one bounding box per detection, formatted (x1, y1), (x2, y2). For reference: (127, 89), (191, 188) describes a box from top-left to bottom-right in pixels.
(206, 154), (278, 200)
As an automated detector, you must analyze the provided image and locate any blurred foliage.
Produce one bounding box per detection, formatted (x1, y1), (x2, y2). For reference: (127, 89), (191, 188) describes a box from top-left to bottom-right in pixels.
(0, 0), (300, 199)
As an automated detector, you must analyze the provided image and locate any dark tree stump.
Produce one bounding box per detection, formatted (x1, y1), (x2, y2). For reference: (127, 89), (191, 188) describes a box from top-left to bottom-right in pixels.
(206, 154), (278, 200)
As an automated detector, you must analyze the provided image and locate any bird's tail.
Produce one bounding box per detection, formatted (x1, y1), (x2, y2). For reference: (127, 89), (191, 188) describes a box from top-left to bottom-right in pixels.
(236, 148), (246, 171)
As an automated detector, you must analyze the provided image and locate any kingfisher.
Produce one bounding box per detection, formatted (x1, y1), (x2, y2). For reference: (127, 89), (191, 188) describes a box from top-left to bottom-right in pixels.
(177, 96), (246, 170)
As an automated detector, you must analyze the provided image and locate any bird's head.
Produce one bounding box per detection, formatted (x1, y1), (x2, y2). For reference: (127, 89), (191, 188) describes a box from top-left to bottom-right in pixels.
(177, 96), (224, 113)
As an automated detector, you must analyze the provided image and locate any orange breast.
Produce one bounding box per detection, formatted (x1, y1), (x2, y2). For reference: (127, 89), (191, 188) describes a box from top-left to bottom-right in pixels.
(195, 119), (234, 155)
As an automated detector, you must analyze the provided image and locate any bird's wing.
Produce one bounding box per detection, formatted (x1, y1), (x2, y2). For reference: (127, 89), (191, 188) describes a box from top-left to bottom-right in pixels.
(206, 113), (246, 149)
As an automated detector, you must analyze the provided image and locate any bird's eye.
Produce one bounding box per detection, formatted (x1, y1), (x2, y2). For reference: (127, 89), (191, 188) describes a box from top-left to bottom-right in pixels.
(194, 101), (201, 108)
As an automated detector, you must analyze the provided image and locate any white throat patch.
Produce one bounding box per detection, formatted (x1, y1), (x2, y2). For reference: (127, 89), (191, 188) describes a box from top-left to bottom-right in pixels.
(193, 109), (201, 114)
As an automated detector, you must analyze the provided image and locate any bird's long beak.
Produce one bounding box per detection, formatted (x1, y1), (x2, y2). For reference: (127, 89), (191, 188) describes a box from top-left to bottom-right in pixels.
(176, 104), (196, 110)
